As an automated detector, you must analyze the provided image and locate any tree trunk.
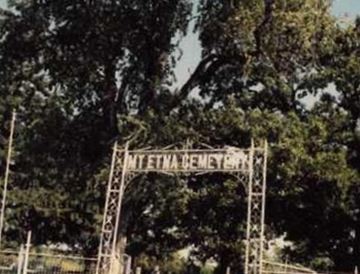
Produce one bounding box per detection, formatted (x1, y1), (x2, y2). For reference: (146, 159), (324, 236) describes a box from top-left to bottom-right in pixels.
(103, 62), (119, 138)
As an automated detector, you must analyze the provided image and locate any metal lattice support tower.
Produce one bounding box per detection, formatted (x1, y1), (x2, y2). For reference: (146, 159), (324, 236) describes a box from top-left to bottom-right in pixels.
(96, 143), (130, 274)
(245, 141), (268, 274)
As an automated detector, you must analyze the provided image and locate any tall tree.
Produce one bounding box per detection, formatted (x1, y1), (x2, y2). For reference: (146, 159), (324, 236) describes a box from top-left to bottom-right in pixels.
(319, 18), (360, 269)
(0, 0), (194, 253)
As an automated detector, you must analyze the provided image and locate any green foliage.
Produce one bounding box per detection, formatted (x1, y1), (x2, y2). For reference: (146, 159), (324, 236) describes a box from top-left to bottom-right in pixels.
(0, 0), (359, 272)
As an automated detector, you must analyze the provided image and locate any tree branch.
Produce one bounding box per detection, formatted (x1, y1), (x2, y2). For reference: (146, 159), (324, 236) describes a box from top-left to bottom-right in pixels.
(172, 53), (247, 108)
(176, 54), (219, 101)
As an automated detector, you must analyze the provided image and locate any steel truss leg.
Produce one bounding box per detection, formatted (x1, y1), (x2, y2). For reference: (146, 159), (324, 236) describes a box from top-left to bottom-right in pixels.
(96, 143), (129, 274)
(245, 141), (268, 274)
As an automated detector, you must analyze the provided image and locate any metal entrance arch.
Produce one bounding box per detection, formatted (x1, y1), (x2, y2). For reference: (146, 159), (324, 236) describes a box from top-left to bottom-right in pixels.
(96, 141), (268, 274)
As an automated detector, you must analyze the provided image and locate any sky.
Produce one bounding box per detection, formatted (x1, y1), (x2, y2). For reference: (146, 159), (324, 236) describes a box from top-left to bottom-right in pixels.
(332, 0), (360, 18)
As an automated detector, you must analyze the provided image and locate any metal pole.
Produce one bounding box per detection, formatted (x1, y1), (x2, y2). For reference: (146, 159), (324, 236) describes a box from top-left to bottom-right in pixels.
(124, 255), (132, 274)
(259, 140), (268, 274)
(244, 139), (254, 274)
(22, 231), (31, 274)
(0, 111), (16, 249)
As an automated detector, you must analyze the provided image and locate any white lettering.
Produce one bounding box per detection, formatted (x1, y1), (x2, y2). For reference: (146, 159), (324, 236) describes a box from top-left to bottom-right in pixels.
(155, 155), (162, 169)
(124, 150), (249, 172)
(208, 155), (217, 169)
(213, 154), (223, 169)
(198, 154), (208, 169)
(170, 155), (179, 170)
(147, 155), (156, 169)
(138, 155), (145, 169)
(163, 155), (172, 170)
(233, 152), (246, 170)
(223, 155), (233, 169)
(189, 154), (198, 169)
(128, 155), (137, 170)
(182, 155), (189, 170)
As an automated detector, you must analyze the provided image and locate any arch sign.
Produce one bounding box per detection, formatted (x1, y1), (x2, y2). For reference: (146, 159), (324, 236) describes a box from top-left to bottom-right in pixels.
(96, 141), (268, 274)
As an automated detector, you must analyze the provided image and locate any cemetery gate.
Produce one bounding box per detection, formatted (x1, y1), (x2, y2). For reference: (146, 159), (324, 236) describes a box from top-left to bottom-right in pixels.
(96, 140), (268, 274)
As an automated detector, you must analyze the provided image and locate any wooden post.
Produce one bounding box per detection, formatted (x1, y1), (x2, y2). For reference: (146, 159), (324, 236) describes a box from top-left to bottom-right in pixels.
(226, 266), (231, 274)
(0, 111), (16, 248)
(135, 267), (142, 274)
